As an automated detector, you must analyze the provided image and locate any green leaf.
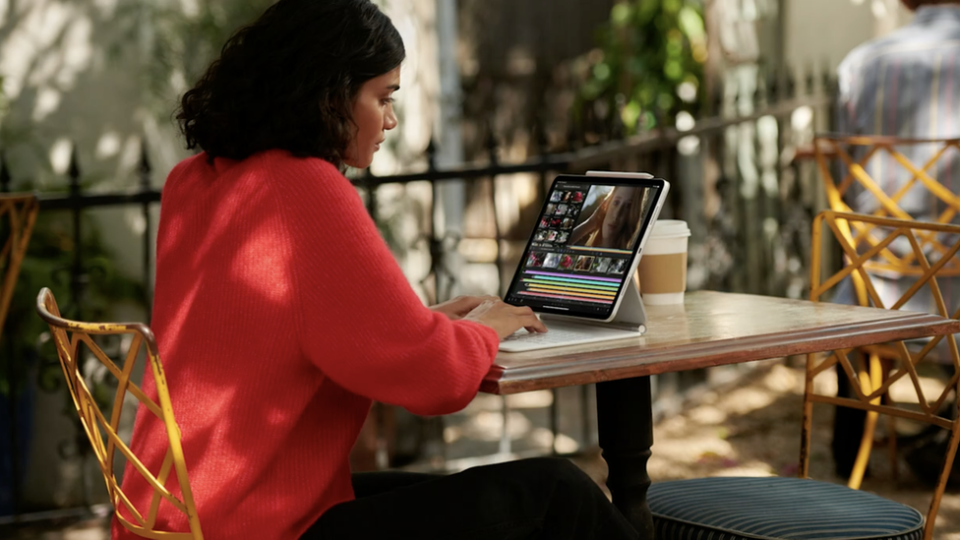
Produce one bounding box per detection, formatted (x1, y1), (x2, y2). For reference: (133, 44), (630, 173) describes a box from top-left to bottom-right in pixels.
(642, 111), (657, 130)
(620, 100), (642, 132)
(657, 93), (675, 111)
(611, 3), (633, 27)
(665, 60), (684, 80)
(637, 0), (659, 25)
(678, 6), (705, 40)
(593, 63), (612, 82)
(666, 39), (683, 58)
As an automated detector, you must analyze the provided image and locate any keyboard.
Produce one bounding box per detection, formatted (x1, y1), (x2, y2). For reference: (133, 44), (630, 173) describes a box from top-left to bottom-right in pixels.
(499, 320), (643, 352)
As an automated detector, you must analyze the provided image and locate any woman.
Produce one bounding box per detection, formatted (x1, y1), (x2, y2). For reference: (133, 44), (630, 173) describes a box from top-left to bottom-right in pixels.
(115, 1), (638, 539)
(570, 186), (649, 250)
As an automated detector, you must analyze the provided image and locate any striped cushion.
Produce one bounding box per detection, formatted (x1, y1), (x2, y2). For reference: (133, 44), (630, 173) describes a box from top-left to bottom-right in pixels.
(649, 477), (924, 540)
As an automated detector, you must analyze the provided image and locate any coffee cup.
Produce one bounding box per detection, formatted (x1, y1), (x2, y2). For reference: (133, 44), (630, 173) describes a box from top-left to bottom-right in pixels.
(636, 219), (690, 305)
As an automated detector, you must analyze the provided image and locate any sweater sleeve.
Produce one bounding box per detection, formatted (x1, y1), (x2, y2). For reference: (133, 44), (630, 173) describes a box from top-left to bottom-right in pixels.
(279, 155), (500, 416)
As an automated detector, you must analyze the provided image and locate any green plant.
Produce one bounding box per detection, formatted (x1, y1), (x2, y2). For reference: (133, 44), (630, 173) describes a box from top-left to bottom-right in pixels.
(578, 0), (707, 134)
(0, 201), (145, 517)
(1, 207), (145, 398)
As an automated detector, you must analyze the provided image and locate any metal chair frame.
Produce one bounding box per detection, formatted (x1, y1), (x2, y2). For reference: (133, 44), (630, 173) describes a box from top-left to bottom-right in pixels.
(814, 135), (960, 491)
(814, 134), (960, 276)
(805, 211), (960, 540)
(0, 193), (39, 342)
(35, 288), (204, 540)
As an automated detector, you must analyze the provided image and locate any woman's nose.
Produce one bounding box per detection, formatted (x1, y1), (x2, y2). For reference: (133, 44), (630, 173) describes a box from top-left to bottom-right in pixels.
(384, 108), (398, 131)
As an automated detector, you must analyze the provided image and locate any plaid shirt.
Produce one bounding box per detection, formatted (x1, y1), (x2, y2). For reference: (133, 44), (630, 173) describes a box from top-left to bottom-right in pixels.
(834, 6), (960, 335)
(838, 5), (960, 219)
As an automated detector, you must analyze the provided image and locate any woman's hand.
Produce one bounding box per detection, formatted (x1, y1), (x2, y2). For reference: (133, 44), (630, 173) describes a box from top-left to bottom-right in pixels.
(429, 295), (500, 321)
(462, 299), (548, 340)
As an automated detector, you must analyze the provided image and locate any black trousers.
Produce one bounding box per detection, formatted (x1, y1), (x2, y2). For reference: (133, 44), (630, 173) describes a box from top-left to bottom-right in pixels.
(301, 457), (640, 540)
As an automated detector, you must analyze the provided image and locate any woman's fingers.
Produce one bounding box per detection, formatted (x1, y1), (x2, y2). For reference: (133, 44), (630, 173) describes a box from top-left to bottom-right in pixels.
(449, 296), (483, 313)
(463, 300), (548, 339)
(514, 306), (548, 333)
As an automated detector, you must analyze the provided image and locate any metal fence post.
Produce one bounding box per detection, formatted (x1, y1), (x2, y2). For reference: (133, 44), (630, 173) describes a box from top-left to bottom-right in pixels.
(65, 142), (95, 512)
(139, 142), (153, 316)
(68, 145), (83, 321)
(485, 123), (502, 294)
(425, 138), (443, 305)
(362, 168), (377, 219)
(0, 151), (10, 193)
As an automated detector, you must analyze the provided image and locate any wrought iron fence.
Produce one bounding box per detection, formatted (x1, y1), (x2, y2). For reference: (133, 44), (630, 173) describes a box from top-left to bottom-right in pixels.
(0, 65), (836, 523)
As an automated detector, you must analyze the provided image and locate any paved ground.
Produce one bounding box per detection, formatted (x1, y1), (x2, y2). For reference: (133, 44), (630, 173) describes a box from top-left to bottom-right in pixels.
(4, 360), (960, 538)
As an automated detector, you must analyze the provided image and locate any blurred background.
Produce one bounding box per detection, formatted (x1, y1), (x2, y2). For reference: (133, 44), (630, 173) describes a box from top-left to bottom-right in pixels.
(0, 0), (937, 537)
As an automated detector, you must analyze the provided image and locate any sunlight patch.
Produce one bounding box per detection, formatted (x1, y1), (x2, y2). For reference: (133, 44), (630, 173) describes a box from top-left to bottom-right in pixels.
(93, 0), (118, 15)
(96, 131), (122, 159)
(180, 0), (200, 18)
(231, 224), (293, 304)
(33, 86), (61, 121)
(712, 464), (776, 477)
(458, 410), (532, 442)
(49, 137), (72, 174)
(530, 428), (579, 453)
(59, 16), (93, 87)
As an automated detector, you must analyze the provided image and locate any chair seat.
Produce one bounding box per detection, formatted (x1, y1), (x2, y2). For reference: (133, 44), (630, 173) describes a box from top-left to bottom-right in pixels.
(649, 477), (924, 540)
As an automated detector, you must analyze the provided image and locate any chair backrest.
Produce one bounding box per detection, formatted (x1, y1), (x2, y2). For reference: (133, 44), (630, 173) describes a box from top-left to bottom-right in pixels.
(35, 288), (203, 540)
(0, 193), (39, 342)
(814, 135), (960, 276)
(805, 210), (960, 540)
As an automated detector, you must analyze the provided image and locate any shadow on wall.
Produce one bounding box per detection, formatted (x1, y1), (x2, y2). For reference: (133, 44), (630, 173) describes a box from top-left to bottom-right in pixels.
(0, 0), (267, 513)
(0, 0), (279, 189)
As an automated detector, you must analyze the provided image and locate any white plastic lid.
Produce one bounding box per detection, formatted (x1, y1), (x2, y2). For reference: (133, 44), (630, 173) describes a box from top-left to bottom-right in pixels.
(651, 219), (691, 237)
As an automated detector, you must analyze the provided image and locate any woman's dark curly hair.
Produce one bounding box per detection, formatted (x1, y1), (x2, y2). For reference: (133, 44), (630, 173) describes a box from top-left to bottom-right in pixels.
(177, 0), (405, 167)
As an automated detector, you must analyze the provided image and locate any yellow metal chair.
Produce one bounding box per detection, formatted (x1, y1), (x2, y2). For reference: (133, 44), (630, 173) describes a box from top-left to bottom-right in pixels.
(648, 211), (960, 540)
(815, 134), (960, 488)
(814, 135), (960, 276)
(0, 193), (39, 343)
(35, 288), (203, 539)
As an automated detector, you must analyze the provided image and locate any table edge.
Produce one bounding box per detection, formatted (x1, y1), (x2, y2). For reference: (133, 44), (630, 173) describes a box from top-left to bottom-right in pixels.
(482, 311), (960, 395)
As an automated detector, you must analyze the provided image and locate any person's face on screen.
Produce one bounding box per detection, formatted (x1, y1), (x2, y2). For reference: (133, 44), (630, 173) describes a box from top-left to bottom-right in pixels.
(602, 187), (636, 242)
(345, 67), (401, 169)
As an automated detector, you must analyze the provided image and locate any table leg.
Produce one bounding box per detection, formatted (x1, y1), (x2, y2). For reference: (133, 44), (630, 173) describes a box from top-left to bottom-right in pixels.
(597, 376), (654, 539)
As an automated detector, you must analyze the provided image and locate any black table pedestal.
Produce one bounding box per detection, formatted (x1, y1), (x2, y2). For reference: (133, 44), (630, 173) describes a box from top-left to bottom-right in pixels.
(597, 376), (654, 539)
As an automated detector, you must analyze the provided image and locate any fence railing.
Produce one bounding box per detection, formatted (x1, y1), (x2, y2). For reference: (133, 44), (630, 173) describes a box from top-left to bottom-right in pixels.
(0, 69), (836, 522)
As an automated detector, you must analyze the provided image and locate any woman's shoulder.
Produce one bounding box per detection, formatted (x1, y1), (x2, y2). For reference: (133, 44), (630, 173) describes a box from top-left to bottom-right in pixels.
(241, 150), (367, 216)
(162, 153), (212, 197)
(248, 150), (350, 190)
(251, 149), (339, 173)
(165, 149), (355, 203)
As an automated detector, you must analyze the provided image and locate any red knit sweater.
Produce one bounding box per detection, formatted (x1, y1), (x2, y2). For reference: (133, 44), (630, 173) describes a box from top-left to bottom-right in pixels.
(113, 150), (500, 540)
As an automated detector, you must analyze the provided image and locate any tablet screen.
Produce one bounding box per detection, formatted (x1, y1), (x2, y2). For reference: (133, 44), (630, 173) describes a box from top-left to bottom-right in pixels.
(504, 174), (664, 320)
